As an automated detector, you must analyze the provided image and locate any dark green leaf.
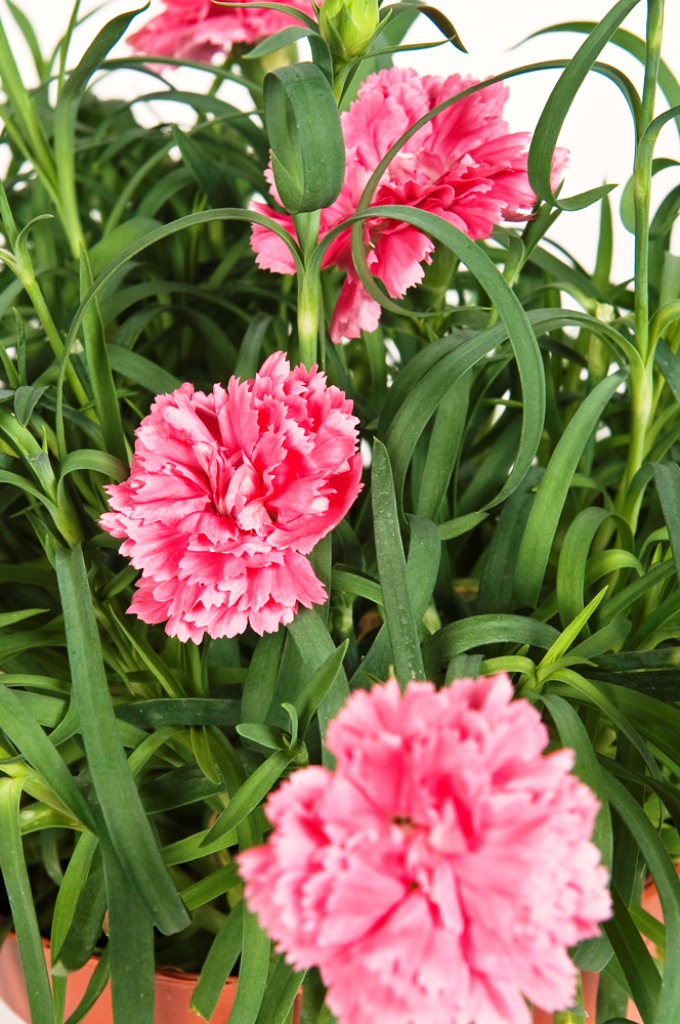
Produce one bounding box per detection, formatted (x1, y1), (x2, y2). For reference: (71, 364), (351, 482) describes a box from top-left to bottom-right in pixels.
(55, 545), (189, 936)
(107, 344), (182, 395)
(115, 698), (240, 729)
(202, 749), (292, 845)
(190, 902), (244, 1021)
(0, 686), (94, 827)
(13, 385), (49, 426)
(652, 463), (680, 584)
(424, 615), (559, 674)
(528, 0), (642, 210)
(371, 439), (425, 683)
(227, 909), (270, 1024)
(102, 840), (155, 1024)
(264, 63), (345, 213)
(515, 369), (628, 607)
(287, 609), (350, 756)
(244, 25), (312, 59)
(0, 778), (54, 1024)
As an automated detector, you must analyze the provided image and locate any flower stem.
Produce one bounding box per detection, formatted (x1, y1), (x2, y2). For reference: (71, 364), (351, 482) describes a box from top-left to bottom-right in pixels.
(619, 0), (664, 524)
(20, 268), (90, 410)
(293, 210), (322, 367)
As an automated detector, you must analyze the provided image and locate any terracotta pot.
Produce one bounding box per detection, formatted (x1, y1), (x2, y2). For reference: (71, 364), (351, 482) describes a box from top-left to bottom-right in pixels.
(0, 933), (301, 1024)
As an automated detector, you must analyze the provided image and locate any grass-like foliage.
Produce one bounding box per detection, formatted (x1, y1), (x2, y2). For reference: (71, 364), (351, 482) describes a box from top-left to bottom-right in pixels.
(0, 0), (680, 1022)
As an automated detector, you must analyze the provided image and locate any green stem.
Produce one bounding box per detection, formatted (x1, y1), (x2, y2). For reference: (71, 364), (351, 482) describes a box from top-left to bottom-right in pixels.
(19, 269), (89, 409)
(633, 0), (664, 366)
(621, 361), (653, 524)
(620, 0), (664, 526)
(293, 210), (322, 367)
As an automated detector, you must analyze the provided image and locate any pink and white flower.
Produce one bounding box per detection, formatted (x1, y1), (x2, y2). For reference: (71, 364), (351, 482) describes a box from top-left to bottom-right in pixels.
(239, 674), (610, 1024)
(100, 353), (362, 642)
(127, 0), (315, 63)
(251, 66), (568, 342)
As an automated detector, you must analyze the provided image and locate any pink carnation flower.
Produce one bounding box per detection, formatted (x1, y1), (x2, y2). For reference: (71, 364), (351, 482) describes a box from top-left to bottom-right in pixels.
(252, 67), (568, 342)
(100, 353), (362, 642)
(238, 674), (610, 1024)
(127, 0), (315, 63)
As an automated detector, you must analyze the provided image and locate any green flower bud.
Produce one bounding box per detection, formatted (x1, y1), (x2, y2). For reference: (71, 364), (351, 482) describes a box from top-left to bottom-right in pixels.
(319, 0), (380, 68)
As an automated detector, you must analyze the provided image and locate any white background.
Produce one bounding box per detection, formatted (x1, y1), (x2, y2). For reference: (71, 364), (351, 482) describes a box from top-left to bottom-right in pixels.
(1, 1), (680, 1021)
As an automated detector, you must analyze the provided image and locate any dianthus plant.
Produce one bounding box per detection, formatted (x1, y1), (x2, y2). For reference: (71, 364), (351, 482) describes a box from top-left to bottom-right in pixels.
(0, 2), (679, 1024)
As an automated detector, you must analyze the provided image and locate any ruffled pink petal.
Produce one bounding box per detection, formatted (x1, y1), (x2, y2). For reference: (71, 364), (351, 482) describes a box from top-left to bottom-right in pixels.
(330, 272), (382, 343)
(239, 675), (611, 1024)
(128, 0), (315, 60)
(252, 66), (569, 342)
(100, 356), (362, 642)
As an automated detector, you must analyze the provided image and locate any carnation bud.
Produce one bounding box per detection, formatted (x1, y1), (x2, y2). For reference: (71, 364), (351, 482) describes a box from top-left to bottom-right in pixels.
(319, 0), (379, 68)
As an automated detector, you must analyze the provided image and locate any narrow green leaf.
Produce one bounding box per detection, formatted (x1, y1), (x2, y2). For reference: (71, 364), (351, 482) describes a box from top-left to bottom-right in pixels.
(556, 507), (628, 628)
(423, 615), (559, 674)
(52, 849), (106, 972)
(539, 587), (609, 669)
(180, 864), (240, 912)
(286, 609), (350, 754)
(293, 640), (349, 738)
(236, 723), (291, 751)
(528, 0), (642, 210)
(0, 686), (95, 828)
(89, 217), (162, 277)
(0, 608), (48, 628)
(227, 909), (270, 1024)
(162, 827), (239, 867)
(415, 372), (470, 520)
(264, 63), (345, 212)
(78, 249), (127, 462)
(172, 125), (233, 207)
(115, 698), (239, 730)
(107, 345), (182, 395)
(191, 902), (244, 1021)
(0, 778), (54, 1024)
(655, 335), (680, 403)
(594, 192), (614, 289)
(242, 628), (286, 725)
(404, 513), (440, 625)
(234, 314), (274, 380)
(599, 560), (675, 627)
(539, 695), (612, 869)
(190, 725), (222, 786)
(50, 831), (99, 964)
(603, 887), (661, 1021)
(5, 0), (46, 80)
(244, 24), (311, 59)
(604, 773), (680, 1024)
(652, 463), (680, 584)
(102, 840), (155, 1024)
(55, 545), (189, 936)
(528, 22), (680, 137)
(331, 569), (383, 606)
(254, 954), (304, 1024)
(53, 6), (146, 248)
(63, 950), (110, 1024)
(515, 369), (627, 607)
(202, 749), (292, 845)
(58, 449), (127, 484)
(13, 385), (49, 427)
(477, 471), (539, 614)
(371, 439), (425, 683)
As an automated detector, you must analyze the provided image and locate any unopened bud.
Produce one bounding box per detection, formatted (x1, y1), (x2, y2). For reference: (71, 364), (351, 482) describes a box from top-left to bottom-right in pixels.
(319, 0), (380, 68)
